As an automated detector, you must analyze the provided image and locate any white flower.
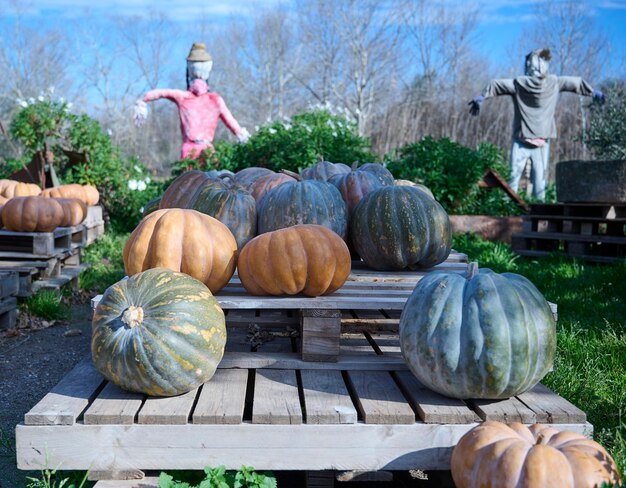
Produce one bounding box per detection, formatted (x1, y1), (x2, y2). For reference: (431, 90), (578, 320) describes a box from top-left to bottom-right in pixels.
(38, 95), (45, 102)
(16, 99), (27, 107)
(59, 97), (65, 103)
(48, 86), (55, 94)
(254, 126), (259, 132)
(66, 102), (73, 109)
(28, 97), (35, 104)
(137, 180), (147, 191)
(139, 206), (145, 213)
(133, 164), (142, 173)
(332, 132), (337, 137)
(144, 177), (151, 184)
(128, 179), (139, 190)
(107, 129), (113, 136)
(284, 124), (292, 130)
(268, 128), (276, 134)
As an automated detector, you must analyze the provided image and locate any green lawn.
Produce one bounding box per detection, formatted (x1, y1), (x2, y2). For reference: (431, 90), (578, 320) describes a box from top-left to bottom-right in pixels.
(453, 233), (626, 475)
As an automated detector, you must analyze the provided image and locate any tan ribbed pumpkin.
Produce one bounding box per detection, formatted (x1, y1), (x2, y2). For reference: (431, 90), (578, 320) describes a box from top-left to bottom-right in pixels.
(0, 179), (41, 198)
(55, 198), (88, 227)
(42, 184), (99, 205)
(123, 209), (237, 294)
(238, 224), (351, 296)
(1, 196), (64, 232)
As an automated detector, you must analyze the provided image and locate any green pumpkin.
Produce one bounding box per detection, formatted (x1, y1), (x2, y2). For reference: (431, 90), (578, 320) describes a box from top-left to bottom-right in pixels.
(141, 196), (162, 218)
(91, 268), (226, 397)
(258, 178), (348, 240)
(329, 165), (386, 215)
(188, 178), (257, 250)
(160, 170), (215, 209)
(300, 160), (351, 181)
(350, 186), (451, 270)
(399, 264), (556, 399)
(357, 163), (395, 186)
(233, 167), (275, 191)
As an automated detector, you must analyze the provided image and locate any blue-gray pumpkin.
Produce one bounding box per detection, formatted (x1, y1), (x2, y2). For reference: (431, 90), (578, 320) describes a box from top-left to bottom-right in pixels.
(399, 264), (556, 399)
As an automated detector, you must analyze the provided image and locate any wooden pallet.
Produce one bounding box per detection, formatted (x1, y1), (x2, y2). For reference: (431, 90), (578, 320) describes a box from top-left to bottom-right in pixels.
(0, 225), (86, 258)
(16, 330), (590, 486)
(512, 202), (626, 262)
(0, 270), (19, 330)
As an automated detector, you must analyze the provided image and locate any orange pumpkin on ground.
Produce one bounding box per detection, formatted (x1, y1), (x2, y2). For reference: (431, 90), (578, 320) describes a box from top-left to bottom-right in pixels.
(123, 208), (237, 294)
(451, 421), (621, 488)
(0, 179), (41, 198)
(55, 198), (88, 227)
(237, 224), (351, 296)
(1, 196), (65, 232)
(42, 184), (99, 205)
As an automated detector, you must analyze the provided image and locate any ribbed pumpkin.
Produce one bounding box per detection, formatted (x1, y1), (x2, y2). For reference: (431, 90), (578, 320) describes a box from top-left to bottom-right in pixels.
(258, 176), (348, 240)
(249, 172), (296, 209)
(1, 196), (65, 232)
(0, 179), (41, 198)
(300, 159), (351, 181)
(41, 183), (99, 205)
(400, 264), (556, 399)
(357, 163), (395, 186)
(142, 196), (162, 217)
(451, 421), (621, 488)
(238, 224), (351, 296)
(123, 209), (237, 294)
(188, 178), (257, 250)
(56, 198), (87, 227)
(233, 167), (275, 191)
(351, 186), (451, 270)
(91, 268), (227, 397)
(159, 170), (214, 209)
(394, 180), (434, 199)
(329, 164), (386, 215)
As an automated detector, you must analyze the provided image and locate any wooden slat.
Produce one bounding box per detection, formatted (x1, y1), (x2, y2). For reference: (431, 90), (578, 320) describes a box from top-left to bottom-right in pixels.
(367, 331), (401, 354)
(301, 309), (341, 362)
(517, 383), (587, 423)
(469, 396), (537, 423)
(83, 383), (144, 425)
(252, 369), (302, 424)
(346, 371), (415, 424)
(192, 369), (248, 424)
(394, 371), (480, 424)
(138, 389), (198, 425)
(340, 332), (378, 356)
(0, 270), (19, 297)
(300, 370), (358, 424)
(24, 357), (105, 425)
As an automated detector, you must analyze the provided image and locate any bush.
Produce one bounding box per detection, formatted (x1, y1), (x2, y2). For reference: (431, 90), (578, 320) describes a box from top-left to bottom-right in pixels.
(386, 137), (521, 215)
(585, 81), (626, 160)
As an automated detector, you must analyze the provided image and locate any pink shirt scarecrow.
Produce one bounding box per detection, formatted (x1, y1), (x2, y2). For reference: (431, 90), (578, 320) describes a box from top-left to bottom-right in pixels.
(133, 42), (249, 161)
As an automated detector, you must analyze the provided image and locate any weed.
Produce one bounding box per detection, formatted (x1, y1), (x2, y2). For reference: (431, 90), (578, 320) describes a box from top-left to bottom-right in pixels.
(23, 290), (68, 321)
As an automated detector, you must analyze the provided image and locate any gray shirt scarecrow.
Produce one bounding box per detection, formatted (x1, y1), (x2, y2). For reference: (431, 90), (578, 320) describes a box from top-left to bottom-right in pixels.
(469, 49), (604, 200)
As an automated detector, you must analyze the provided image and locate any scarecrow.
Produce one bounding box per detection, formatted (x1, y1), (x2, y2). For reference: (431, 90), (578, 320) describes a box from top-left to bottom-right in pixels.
(469, 48), (604, 199)
(134, 42), (249, 161)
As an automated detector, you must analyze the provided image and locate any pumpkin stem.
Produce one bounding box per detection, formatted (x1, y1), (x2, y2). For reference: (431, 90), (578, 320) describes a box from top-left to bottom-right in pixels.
(280, 169), (302, 181)
(121, 306), (144, 328)
(351, 161), (359, 170)
(466, 262), (479, 280)
(536, 432), (548, 445)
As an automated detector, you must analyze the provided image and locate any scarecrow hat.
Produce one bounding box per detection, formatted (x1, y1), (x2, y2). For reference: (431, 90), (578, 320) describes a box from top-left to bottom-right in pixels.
(187, 42), (212, 62)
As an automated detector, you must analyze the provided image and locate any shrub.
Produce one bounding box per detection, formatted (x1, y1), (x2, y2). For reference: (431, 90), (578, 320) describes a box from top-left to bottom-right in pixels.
(585, 81), (626, 160)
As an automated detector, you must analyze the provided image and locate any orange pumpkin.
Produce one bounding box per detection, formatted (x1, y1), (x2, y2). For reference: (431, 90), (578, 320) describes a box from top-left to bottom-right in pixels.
(238, 224), (351, 296)
(55, 198), (88, 227)
(1, 196), (65, 232)
(0, 179), (41, 198)
(123, 209), (237, 294)
(451, 421), (621, 488)
(42, 184), (99, 205)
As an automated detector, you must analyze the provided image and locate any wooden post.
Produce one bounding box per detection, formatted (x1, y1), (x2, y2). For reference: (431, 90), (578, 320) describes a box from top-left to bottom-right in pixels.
(300, 309), (341, 362)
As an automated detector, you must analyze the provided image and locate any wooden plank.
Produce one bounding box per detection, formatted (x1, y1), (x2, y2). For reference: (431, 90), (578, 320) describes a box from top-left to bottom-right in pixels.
(394, 371), (480, 424)
(252, 369), (302, 424)
(301, 309), (341, 362)
(24, 357), (105, 425)
(0, 296), (17, 316)
(138, 389), (198, 425)
(0, 270), (19, 297)
(83, 383), (144, 425)
(300, 370), (358, 424)
(469, 396), (537, 423)
(0, 306), (17, 330)
(517, 383), (587, 423)
(345, 371), (415, 424)
(340, 332), (379, 356)
(367, 331), (401, 354)
(192, 369), (248, 425)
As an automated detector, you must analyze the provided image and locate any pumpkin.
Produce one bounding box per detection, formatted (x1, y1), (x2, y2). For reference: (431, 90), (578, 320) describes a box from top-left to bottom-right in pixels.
(0, 179), (41, 198)
(300, 159), (351, 181)
(55, 198), (88, 227)
(142, 196), (162, 217)
(357, 163), (394, 186)
(258, 173), (348, 240)
(91, 268), (227, 397)
(205, 169), (235, 180)
(399, 263), (556, 399)
(41, 184), (99, 205)
(123, 209), (237, 294)
(328, 163), (386, 215)
(189, 178), (257, 250)
(238, 224), (351, 296)
(451, 421), (621, 488)
(249, 172), (296, 209)
(159, 170), (214, 209)
(1, 196), (65, 232)
(394, 179), (434, 199)
(350, 185), (451, 270)
(233, 167), (275, 191)
(0, 195), (8, 205)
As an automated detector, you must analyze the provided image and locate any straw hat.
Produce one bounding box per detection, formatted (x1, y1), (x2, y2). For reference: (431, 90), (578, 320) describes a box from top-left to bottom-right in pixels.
(187, 42), (212, 62)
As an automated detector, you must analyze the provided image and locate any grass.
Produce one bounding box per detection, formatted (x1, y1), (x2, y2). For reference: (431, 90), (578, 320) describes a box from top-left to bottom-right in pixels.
(453, 233), (626, 476)
(79, 231), (129, 293)
(22, 290), (69, 321)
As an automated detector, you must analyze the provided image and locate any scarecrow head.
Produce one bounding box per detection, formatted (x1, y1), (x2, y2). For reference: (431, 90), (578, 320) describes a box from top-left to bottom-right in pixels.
(186, 42), (213, 88)
(525, 48), (551, 79)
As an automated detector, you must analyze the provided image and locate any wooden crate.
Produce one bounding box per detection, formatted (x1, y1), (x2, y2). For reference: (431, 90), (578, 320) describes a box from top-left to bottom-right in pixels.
(0, 225), (85, 258)
(16, 330), (590, 486)
(512, 203), (626, 262)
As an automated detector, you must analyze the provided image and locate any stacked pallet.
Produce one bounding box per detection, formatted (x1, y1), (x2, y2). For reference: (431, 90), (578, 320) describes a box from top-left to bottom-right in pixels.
(0, 270), (19, 331)
(512, 202), (626, 263)
(83, 205), (106, 245)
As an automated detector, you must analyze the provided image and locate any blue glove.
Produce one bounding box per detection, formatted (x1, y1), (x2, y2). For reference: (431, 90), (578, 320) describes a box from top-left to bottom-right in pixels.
(592, 89), (605, 105)
(468, 95), (484, 116)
